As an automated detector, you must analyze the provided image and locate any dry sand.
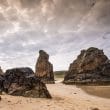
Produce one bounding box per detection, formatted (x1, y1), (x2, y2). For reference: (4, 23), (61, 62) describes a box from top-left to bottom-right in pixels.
(0, 81), (110, 110)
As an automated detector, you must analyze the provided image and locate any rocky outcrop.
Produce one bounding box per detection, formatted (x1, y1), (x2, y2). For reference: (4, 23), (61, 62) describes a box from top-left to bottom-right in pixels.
(0, 67), (51, 98)
(64, 47), (110, 84)
(0, 67), (3, 75)
(35, 50), (54, 84)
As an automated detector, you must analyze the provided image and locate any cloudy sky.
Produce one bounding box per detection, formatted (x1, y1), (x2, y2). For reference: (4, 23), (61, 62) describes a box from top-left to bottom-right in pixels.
(0, 0), (110, 71)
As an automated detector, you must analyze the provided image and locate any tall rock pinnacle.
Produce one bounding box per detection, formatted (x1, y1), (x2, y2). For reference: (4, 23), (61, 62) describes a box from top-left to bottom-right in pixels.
(35, 50), (54, 84)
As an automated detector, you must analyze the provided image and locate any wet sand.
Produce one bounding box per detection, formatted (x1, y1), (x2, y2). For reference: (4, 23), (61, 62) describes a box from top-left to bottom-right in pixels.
(79, 86), (110, 99)
(0, 82), (110, 110)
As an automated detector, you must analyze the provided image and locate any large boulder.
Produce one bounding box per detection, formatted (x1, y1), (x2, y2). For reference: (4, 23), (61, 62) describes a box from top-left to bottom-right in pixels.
(35, 50), (54, 84)
(0, 67), (51, 98)
(64, 47), (110, 84)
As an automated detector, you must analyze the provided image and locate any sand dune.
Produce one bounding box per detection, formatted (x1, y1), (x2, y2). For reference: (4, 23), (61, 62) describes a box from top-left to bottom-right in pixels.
(0, 82), (110, 110)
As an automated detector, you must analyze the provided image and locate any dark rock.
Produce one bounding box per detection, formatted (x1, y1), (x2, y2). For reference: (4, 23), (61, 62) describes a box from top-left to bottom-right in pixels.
(91, 107), (100, 110)
(35, 50), (54, 84)
(64, 47), (110, 84)
(0, 67), (3, 75)
(0, 67), (51, 98)
(0, 96), (1, 101)
(0, 75), (5, 93)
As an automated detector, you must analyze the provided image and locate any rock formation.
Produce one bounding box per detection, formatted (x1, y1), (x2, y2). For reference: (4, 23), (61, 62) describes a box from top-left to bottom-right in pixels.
(0, 67), (3, 75)
(35, 50), (54, 84)
(0, 67), (51, 98)
(64, 47), (110, 84)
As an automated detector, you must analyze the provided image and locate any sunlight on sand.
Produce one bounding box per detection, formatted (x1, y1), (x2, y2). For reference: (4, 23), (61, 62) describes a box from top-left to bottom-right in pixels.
(0, 81), (110, 110)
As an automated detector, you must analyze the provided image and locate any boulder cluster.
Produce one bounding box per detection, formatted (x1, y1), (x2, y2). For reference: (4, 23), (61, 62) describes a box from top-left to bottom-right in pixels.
(35, 50), (54, 84)
(0, 50), (54, 99)
(64, 47), (110, 84)
(0, 67), (51, 98)
(0, 47), (110, 99)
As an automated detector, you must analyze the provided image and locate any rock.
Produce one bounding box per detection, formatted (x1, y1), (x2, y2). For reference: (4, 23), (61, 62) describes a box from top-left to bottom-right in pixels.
(64, 47), (110, 84)
(0, 67), (51, 98)
(0, 96), (1, 101)
(0, 75), (4, 93)
(0, 67), (3, 75)
(0, 66), (4, 93)
(90, 107), (100, 110)
(35, 50), (54, 84)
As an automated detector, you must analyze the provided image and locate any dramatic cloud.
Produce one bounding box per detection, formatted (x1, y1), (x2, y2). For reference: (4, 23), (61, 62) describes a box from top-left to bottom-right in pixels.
(0, 0), (110, 71)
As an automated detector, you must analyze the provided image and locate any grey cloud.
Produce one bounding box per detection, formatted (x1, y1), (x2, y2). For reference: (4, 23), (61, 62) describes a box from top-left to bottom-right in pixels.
(0, 13), (5, 21)
(0, 0), (8, 7)
(0, 0), (110, 71)
(5, 8), (19, 22)
(78, 0), (110, 33)
(20, 0), (41, 8)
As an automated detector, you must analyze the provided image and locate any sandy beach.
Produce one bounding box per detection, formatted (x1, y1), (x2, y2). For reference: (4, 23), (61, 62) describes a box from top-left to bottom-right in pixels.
(0, 81), (110, 110)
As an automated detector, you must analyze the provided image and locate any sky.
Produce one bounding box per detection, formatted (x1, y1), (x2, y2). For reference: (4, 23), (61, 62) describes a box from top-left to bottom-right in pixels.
(0, 0), (110, 71)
